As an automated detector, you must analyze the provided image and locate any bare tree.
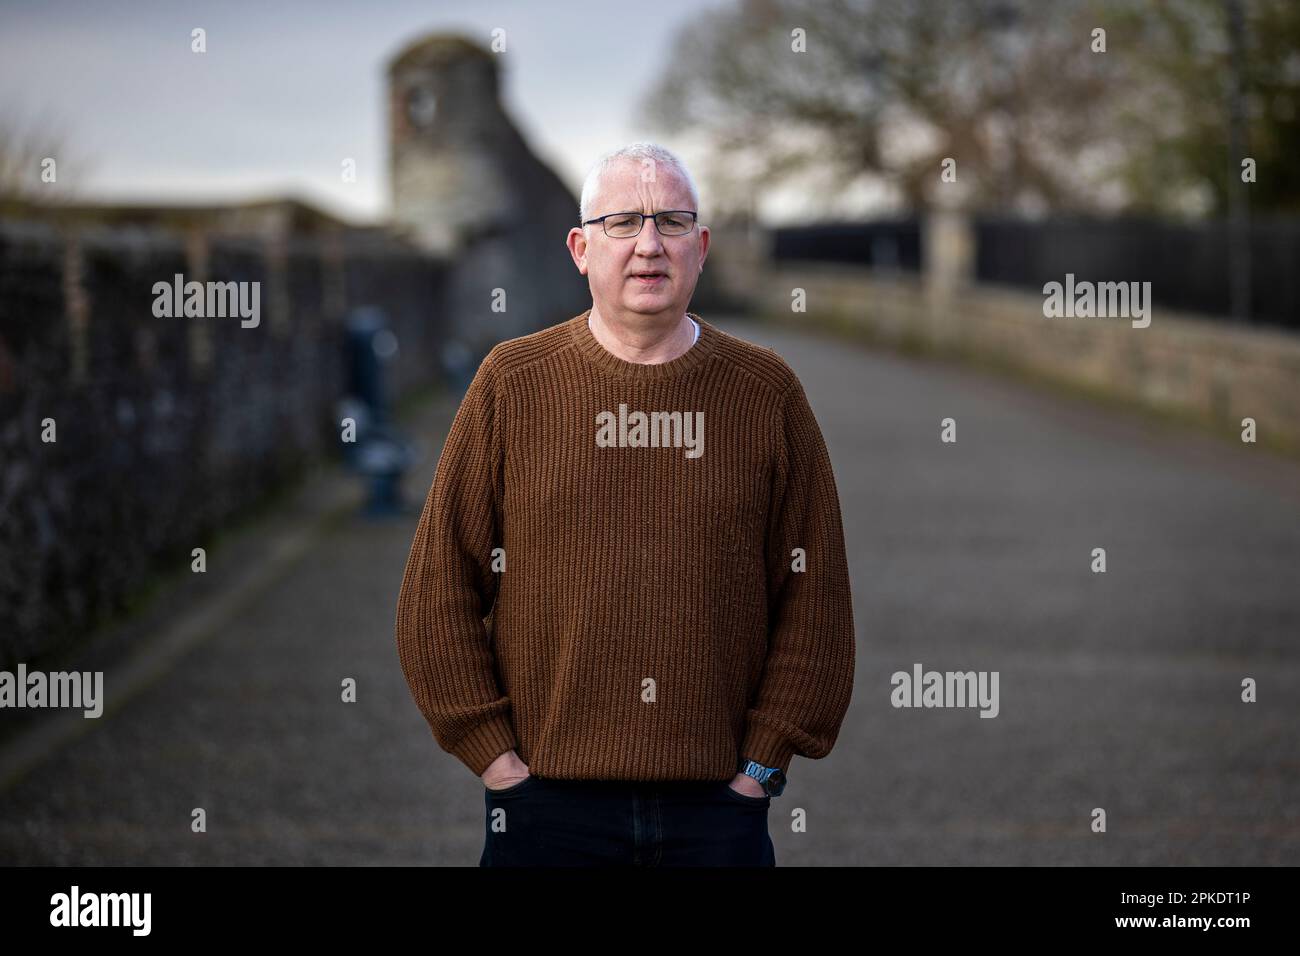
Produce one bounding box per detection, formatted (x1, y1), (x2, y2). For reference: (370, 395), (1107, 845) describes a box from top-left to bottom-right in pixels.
(0, 108), (89, 215)
(638, 0), (1123, 217)
(1100, 0), (1300, 217)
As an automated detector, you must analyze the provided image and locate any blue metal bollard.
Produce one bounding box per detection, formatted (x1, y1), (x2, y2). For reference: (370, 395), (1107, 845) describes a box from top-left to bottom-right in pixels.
(340, 307), (415, 516)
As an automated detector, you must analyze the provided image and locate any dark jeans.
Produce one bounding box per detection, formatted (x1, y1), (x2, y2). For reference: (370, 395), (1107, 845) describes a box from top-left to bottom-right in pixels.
(480, 774), (777, 867)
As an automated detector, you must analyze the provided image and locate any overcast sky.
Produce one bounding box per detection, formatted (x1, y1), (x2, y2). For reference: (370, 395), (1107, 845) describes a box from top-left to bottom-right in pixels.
(1, 0), (782, 225)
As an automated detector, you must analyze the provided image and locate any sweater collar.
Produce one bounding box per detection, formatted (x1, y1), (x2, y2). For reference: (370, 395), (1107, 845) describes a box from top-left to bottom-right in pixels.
(569, 307), (716, 383)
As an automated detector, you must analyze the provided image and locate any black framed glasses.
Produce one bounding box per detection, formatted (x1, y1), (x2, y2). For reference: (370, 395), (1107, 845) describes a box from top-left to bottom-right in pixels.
(582, 210), (698, 238)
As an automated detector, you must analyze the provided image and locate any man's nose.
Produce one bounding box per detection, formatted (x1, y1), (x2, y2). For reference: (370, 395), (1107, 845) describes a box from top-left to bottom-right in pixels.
(634, 220), (665, 255)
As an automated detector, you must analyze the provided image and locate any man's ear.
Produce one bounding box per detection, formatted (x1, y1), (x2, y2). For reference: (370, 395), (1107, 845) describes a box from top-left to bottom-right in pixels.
(697, 225), (710, 269)
(566, 227), (589, 275)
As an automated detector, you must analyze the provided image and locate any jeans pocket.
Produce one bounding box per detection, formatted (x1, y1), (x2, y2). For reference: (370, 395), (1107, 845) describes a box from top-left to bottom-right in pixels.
(719, 780), (770, 807)
(485, 773), (541, 796)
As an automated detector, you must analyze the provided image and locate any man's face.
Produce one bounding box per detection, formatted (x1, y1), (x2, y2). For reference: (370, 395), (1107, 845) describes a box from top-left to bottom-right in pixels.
(567, 159), (710, 324)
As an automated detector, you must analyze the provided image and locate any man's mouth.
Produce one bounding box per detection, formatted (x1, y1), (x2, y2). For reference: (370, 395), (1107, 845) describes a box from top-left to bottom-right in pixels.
(631, 271), (667, 284)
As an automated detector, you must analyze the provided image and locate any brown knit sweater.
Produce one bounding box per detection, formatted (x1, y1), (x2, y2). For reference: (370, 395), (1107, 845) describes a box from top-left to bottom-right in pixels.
(395, 309), (855, 782)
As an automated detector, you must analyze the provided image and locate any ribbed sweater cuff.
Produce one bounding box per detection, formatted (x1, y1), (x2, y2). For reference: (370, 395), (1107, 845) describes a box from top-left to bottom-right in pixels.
(741, 723), (797, 775)
(450, 714), (519, 777)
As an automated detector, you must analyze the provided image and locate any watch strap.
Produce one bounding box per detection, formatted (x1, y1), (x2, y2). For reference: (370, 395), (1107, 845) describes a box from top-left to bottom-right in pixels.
(740, 758), (786, 795)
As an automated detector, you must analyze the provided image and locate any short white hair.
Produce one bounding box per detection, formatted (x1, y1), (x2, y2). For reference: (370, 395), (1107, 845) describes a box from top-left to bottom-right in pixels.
(578, 142), (700, 225)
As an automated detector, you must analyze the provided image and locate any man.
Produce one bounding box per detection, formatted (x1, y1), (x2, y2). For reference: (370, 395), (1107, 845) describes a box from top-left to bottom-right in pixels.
(395, 141), (855, 866)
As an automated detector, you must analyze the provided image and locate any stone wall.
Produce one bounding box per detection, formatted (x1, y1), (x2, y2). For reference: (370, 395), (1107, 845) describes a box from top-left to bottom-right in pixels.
(0, 221), (447, 665)
(704, 218), (1300, 456)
